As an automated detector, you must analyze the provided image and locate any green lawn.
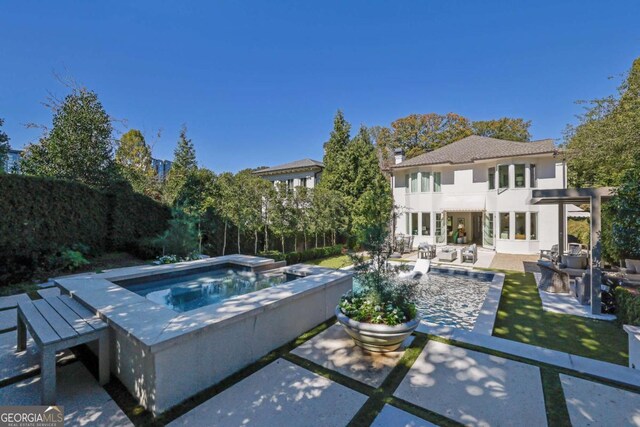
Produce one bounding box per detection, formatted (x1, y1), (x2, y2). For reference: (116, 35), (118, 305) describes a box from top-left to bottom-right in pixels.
(306, 254), (353, 269)
(493, 270), (628, 366)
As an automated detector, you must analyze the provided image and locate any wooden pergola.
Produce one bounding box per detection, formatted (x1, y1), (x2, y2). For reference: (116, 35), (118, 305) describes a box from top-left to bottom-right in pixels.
(531, 187), (615, 315)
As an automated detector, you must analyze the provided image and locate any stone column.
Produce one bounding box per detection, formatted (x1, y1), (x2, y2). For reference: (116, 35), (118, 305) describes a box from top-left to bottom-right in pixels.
(558, 202), (565, 256)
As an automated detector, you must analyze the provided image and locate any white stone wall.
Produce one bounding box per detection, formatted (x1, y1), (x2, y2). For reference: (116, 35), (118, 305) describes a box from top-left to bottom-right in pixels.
(393, 155), (566, 254)
(264, 170), (321, 188)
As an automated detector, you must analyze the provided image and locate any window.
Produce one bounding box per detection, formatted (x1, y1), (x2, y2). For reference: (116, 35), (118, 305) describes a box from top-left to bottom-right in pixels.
(530, 212), (538, 240)
(433, 172), (441, 192)
(286, 179), (294, 191)
(530, 164), (537, 188)
(499, 212), (510, 239)
(483, 213), (494, 246)
(411, 213), (419, 235)
(405, 174), (410, 193)
(488, 167), (495, 190)
(515, 213), (526, 240)
(410, 173), (418, 193)
(300, 177), (307, 187)
(515, 164), (525, 188)
(421, 213), (431, 235)
(435, 213), (445, 243)
(420, 172), (431, 192)
(498, 165), (509, 189)
(405, 213), (410, 234)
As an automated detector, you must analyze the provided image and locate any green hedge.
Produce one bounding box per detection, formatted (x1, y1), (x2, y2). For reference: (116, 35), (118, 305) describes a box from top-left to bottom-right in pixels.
(0, 175), (170, 282)
(259, 245), (344, 265)
(615, 287), (640, 326)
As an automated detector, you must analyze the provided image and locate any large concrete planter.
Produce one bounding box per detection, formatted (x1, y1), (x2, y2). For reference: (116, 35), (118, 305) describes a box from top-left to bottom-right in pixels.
(335, 306), (419, 352)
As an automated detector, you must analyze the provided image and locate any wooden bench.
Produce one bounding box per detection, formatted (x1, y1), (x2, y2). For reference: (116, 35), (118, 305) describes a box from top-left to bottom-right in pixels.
(16, 295), (110, 404)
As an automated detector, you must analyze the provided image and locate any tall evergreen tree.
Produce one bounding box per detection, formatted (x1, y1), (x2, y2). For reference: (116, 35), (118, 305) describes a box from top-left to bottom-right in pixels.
(21, 88), (116, 187)
(115, 129), (158, 197)
(164, 125), (198, 204)
(319, 110), (352, 196)
(0, 118), (9, 173)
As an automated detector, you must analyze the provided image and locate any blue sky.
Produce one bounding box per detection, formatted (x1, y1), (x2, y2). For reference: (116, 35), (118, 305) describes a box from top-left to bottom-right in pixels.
(1, 1), (639, 172)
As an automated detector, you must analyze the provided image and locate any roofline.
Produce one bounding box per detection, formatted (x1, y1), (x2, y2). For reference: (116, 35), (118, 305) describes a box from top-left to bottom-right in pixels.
(391, 149), (560, 170)
(253, 165), (324, 176)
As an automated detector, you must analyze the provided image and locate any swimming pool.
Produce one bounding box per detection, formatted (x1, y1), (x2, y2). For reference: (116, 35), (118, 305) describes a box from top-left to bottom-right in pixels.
(354, 267), (494, 330)
(121, 268), (294, 312)
(413, 268), (493, 330)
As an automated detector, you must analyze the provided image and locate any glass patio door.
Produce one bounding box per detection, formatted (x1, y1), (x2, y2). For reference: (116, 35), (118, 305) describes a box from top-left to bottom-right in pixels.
(483, 212), (494, 248)
(435, 212), (447, 244)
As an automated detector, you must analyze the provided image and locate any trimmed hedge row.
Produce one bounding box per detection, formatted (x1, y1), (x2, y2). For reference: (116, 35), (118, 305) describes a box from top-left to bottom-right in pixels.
(0, 175), (170, 282)
(615, 287), (640, 326)
(260, 245), (344, 265)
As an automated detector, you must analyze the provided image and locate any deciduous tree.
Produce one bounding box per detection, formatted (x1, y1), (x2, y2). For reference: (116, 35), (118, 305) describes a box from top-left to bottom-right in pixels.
(471, 118), (531, 141)
(0, 118), (9, 173)
(21, 88), (117, 187)
(115, 129), (159, 197)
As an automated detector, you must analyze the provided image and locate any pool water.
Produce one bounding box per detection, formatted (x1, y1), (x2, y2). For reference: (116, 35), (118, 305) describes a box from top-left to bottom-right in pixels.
(125, 269), (291, 312)
(413, 270), (492, 330)
(354, 268), (492, 330)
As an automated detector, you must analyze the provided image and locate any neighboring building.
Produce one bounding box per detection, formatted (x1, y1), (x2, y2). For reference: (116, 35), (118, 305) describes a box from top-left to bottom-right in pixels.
(391, 135), (566, 254)
(151, 158), (172, 180)
(254, 158), (324, 190)
(4, 148), (22, 173)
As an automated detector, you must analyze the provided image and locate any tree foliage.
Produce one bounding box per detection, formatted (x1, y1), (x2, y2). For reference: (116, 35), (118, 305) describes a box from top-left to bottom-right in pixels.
(115, 129), (159, 197)
(565, 57), (640, 187)
(471, 117), (531, 141)
(0, 118), (9, 173)
(605, 163), (640, 260)
(21, 88), (117, 187)
(391, 113), (472, 159)
(164, 125), (198, 204)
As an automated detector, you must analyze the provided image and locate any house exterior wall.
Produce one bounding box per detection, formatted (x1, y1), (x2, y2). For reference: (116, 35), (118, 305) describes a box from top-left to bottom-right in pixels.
(261, 169), (321, 189)
(392, 155), (566, 254)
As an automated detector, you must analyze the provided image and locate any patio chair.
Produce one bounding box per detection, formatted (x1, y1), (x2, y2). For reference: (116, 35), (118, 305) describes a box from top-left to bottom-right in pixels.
(417, 243), (436, 259)
(540, 244), (559, 263)
(398, 259), (430, 279)
(462, 244), (477, 264)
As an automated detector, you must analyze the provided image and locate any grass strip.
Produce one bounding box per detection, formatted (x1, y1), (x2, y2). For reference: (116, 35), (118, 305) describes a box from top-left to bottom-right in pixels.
(540, 368), (572, 426)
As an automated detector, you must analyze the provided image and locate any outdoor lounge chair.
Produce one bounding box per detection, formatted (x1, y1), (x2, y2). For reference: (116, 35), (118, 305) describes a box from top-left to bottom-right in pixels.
(622, 259), (640, 286)
(398, 258), (430, 279)
(462, 244), (477, 264)
(417, 243), (436, 259)
(537, 260), (570, 293)
(540, 244), (559, 263)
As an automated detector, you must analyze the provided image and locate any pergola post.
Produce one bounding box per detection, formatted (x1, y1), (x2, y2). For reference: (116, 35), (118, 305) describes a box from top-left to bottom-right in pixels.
(558, 202), (565, 256)
(590, 195), (602, 314)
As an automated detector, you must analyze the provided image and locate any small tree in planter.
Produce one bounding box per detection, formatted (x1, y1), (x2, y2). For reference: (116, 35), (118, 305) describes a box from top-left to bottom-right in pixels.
(336, 173), (419, 352)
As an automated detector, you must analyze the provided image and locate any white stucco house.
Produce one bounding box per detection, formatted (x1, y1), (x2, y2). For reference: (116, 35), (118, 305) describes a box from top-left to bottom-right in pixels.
(254, 158), (323, 189)
(391, 135), (567, 254)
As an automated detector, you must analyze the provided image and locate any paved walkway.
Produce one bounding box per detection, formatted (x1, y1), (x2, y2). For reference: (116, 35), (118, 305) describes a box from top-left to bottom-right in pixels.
(489, 253), (539, 272)
(401, 247), (496, 269)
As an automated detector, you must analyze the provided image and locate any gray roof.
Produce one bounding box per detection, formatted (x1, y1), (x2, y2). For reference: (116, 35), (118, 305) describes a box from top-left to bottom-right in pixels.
(254, 158), (324, 175)
(394, 135), (556, 168)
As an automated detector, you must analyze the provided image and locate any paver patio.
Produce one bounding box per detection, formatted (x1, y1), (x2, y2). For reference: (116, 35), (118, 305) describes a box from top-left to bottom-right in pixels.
(394, 340), (548, 426)
(0, 308), (16, 331)
(167, 358), (368, 427)
(561, 374), (640, 426)
(371, 405), (437, 427)
(291, 324), (413, 387)
(0, 362), (132, 427)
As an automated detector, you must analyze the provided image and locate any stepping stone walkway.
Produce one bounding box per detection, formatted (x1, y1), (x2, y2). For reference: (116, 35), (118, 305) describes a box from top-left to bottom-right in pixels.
(0, 293), (31, 310)
(561, 374), (640, 426)
(291, 324), (413, 387)
(168, 359), (368, 427)
(37, 287), (61, 299)
(0, 330), (74, 383)
(394, 340), (548, 427)
(371, 405), (437, 427)
(0, 362), (132, 427)
(0, 309), (17, 331)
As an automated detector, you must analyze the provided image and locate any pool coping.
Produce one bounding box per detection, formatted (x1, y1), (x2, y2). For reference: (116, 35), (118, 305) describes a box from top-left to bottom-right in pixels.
(53, 255), (353, 352)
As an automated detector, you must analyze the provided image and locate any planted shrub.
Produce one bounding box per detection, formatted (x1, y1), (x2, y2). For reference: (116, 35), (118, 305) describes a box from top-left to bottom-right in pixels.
(258, 245), (344, 265)
(615, 287), (640, 326)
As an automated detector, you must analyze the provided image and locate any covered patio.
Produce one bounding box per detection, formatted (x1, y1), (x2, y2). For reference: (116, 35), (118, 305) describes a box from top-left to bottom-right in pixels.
(531, 187), (615, 315)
